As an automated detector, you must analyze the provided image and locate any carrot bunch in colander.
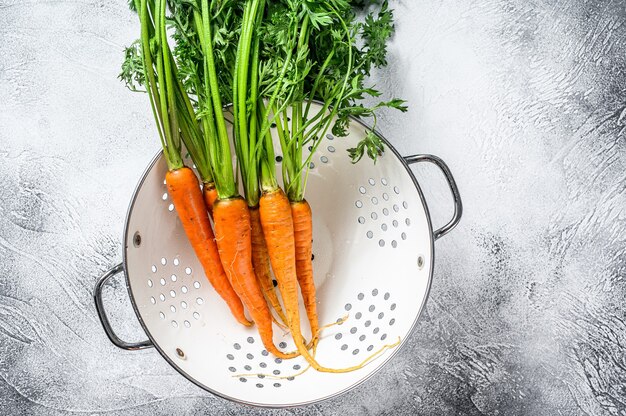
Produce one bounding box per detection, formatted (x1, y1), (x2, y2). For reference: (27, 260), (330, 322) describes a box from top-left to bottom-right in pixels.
(120, 0), (405, 373)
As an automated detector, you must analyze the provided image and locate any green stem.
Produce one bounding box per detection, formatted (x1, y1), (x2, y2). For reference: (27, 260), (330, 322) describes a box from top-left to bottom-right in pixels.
(202, 0), (235, 198)
(139, 0), (183, 171)
(245, 28), (261, 207)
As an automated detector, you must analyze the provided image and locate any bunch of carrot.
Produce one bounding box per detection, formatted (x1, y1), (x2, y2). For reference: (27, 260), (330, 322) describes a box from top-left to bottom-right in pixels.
(120, 0), (406, 373)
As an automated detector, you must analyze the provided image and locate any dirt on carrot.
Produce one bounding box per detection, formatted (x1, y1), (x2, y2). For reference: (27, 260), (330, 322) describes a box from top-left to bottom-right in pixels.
(202, 182), (218, 218)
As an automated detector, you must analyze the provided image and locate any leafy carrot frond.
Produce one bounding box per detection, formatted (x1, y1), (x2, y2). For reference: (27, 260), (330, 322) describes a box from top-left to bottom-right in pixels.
(119, 40), (146, 92)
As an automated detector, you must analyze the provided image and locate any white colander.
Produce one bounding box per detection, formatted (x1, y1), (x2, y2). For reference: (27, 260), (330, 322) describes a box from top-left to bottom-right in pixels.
(94, 103), (462, 407)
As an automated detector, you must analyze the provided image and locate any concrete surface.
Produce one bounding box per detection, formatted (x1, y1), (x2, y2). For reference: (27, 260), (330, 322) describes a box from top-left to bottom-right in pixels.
(1, 0), (625, 414)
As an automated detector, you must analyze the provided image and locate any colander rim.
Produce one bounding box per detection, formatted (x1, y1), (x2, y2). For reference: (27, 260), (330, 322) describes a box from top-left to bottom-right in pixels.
(121, 114), (436, 408)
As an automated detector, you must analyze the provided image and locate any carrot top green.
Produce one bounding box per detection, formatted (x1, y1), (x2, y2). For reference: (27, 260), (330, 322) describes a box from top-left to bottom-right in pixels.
(234, 0), (407, 202)
(120, 0), (214, 185)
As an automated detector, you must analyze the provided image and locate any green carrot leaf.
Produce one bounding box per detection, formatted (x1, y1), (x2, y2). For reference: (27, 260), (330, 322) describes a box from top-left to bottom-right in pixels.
(119, 40), (146, 92)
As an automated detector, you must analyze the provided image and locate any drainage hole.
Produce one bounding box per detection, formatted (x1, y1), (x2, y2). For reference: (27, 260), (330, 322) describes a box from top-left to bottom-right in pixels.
(133, 232), (141, 247)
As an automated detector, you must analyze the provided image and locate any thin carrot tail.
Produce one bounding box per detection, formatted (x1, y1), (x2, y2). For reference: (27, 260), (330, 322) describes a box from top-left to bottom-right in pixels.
(291, 199), (319, 344)
(212, 197), (297, 360)
(202, 182), (218, 218)
(250, 206), (289, 328)
(165, 168), (251, 327)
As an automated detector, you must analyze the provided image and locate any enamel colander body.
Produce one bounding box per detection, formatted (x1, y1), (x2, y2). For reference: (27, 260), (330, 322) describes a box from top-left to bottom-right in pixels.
(95, 103), (462, 407)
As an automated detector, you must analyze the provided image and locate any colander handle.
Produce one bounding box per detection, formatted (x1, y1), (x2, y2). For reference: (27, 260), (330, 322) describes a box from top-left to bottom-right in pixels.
(404, 154), (463, 240)
(94, 263), (153, 350)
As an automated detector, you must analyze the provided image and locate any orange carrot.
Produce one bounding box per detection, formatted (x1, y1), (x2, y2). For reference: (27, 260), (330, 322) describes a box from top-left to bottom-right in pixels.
(261, 188), (397, 372)
(165, 167), (250, 327)
(250, 206), (288, 328)
(291, 199), (319, 343)
(202, 182), (218, 218)
(212, 197), (296, 359)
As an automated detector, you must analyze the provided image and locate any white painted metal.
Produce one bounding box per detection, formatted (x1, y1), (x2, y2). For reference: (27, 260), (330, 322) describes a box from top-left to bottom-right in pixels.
(122, 103), (433, 407)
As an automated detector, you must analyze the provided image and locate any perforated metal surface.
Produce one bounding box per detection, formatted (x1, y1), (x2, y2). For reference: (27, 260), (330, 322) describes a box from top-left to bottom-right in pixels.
(122, 103), (434, 406)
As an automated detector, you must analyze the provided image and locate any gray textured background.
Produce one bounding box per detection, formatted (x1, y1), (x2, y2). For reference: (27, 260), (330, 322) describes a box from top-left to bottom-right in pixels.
(1, 0), (626, 414)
